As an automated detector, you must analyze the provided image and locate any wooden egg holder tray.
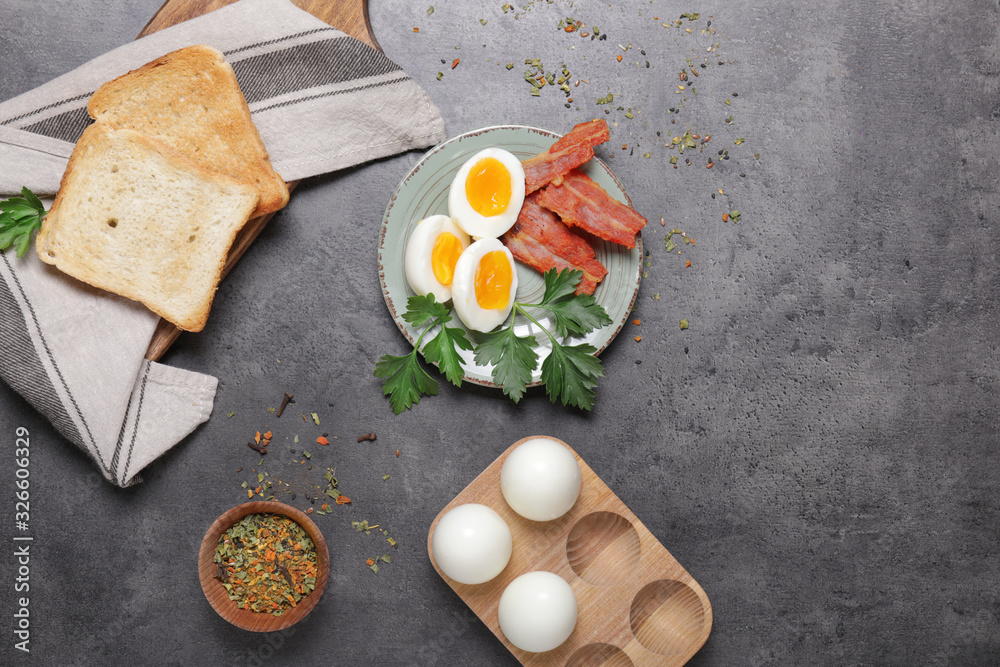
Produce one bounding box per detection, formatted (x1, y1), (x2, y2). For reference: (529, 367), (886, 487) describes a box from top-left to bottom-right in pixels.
(427, 436), (712, 666)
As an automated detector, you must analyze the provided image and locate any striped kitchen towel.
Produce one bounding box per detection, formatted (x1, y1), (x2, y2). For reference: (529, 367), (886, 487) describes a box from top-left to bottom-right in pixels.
(0, 0), (446, 486)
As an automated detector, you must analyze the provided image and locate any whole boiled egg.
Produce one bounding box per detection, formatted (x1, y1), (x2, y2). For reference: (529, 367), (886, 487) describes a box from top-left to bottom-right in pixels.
(451, 237), (518, 333)
(432, 503), (513, 585)
(404, 214), (471, 302)
(501, 437), (581, 522)
(498, 571), (578, 653)
(448, 148), (526, 239)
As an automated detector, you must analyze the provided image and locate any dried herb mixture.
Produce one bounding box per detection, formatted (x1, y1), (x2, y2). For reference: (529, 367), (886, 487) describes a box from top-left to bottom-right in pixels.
(214, 513), (318, 615)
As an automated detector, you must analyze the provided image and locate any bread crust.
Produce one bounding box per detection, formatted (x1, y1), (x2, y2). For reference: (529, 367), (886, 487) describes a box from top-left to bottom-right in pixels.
(37, 123), (259, 332)
(87, 44), (289, 217)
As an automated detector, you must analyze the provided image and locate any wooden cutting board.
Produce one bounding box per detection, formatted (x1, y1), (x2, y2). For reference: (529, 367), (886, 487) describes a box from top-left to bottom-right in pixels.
(142, 0), (377, 361)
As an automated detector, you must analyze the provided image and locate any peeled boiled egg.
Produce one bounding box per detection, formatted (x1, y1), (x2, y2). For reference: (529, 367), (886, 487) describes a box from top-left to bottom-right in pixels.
(432, 503), (512, 585)
(448, 148), (526, 239)
(404, 214), (471, 302)
(451, 237), (518, 333)
(501, 437), (581, 521)
(498, 571), (578, 653)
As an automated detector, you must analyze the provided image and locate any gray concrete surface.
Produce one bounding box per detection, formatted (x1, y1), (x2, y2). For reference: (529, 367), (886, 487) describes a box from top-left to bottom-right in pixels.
(2, 0), (999, 665)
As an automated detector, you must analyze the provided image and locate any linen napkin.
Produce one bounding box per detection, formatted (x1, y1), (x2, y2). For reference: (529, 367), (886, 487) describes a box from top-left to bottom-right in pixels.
(0, 0), (446, 486)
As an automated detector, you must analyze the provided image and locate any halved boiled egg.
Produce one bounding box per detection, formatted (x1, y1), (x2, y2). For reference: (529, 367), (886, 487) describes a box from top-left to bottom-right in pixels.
(404, 214), (471, 302)
(451, 237), (519, 333)
(448, 148), (526, 239)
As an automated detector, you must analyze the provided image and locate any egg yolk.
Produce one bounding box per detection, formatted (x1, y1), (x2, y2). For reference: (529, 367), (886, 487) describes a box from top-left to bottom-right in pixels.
(465, 157), (512, 217)
(475, 251), (513, 310)
(431, 232), (464, 287)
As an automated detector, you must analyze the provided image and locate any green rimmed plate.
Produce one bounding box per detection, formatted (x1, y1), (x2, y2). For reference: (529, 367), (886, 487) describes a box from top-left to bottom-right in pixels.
(378, 125), (642, 387)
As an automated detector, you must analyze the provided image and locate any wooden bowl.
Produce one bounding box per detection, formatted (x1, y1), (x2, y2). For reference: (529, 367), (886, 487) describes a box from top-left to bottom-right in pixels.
(198, 501), (330, 632)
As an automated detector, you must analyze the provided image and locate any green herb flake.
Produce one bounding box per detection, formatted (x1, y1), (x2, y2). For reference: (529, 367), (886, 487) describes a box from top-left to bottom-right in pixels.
(480, 18), (488, 25)
(426, 6), (434, 15)
(241, 481), (248, 489)
(669, 155), (678, 165)
(257, 472), (264, 483)
(227, 411), (235, 418)
(310, 412), (320, 425)
(730, 210), (742, 223)
(382, 474), (391, 481)
(506, 62), (514, 70)
(303, 451), (311, 459)
(680, 318), (690, 330)
(436, 71), (443, 80)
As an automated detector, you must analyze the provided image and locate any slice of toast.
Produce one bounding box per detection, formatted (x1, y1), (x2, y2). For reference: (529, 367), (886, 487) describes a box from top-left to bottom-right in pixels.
(88, 44), (289, 217)
(36, 123), (259, 332)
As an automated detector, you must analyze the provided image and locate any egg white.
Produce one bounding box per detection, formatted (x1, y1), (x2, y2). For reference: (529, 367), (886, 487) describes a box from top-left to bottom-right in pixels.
(404, 214), (471, 303)
(498, 571), (578, 653)
(448, 148), (526, 239)
(451, 238), (519, 333)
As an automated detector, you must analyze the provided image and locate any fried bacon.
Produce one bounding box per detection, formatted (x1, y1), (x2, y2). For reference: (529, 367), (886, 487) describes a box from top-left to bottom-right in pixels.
(522, 119), (611, 194)
(502, 193), (608, 295)
(535, 169), (647, 249)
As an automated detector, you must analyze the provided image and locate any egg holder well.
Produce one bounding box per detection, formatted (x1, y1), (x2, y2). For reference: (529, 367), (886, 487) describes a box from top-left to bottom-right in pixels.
(427, 436), (712, 666)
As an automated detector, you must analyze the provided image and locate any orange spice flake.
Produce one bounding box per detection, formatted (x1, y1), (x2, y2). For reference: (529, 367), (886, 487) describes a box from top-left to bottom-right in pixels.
(317, 436), (330, 446)
(617, 54), (623, 62)
(633, 319), (641, 326)
(634, 336), (642, 342)
(451, 58), (460, 69)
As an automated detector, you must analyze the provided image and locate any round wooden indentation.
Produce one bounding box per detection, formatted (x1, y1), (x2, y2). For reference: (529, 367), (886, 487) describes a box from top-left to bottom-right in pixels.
(566, 642), (635, 667)
(566, 511), (641, 587)
(628, 579), (706, 655)
(198, 501), (330, 632)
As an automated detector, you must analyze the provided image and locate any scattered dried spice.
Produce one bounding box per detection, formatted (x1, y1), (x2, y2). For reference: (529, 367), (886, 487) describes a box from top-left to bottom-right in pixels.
(316, 436), (330, 446)
(276, 392), (293, 417)
(213, 513), (318, 615)
(451, 58), (460, 69)
(357, 433), (377, 443)
(426, 5), (434, 14)
(679, 319), (689, 330)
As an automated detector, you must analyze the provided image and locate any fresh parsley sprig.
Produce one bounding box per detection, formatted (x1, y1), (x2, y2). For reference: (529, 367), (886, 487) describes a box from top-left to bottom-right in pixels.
(376, 269), (612, 414)
(374, 294), (473, 415)
(477, 268), (612, 410)
(0, 187), (47, 257)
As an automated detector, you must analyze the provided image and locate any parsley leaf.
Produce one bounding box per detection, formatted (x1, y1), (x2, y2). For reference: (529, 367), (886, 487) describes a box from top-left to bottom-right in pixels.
(0, 187), (47, 258)
(374, 294), (472, 413)
(541, 341), (603, 410)
(474, 326), (538, 403)
(422, 322), (473, 386)
(373, 351), (439, 415)
(532, 269), (613, 338)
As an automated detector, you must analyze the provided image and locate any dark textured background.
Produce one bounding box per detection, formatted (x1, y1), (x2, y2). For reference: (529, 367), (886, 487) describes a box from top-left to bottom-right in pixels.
(2, 0), (999, 665)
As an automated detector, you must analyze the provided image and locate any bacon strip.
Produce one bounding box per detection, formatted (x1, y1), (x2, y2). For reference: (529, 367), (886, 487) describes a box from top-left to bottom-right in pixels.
(522, 119), (611, 194)
(535, 169), (647, 249)
(551, 119), (611, 152)
(502, 193), (608, 295)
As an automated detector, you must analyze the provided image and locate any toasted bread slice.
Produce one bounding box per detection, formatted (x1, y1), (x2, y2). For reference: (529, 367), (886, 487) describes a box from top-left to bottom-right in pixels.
(88, 44), (288, 217)
(36, 123), (259, 332)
